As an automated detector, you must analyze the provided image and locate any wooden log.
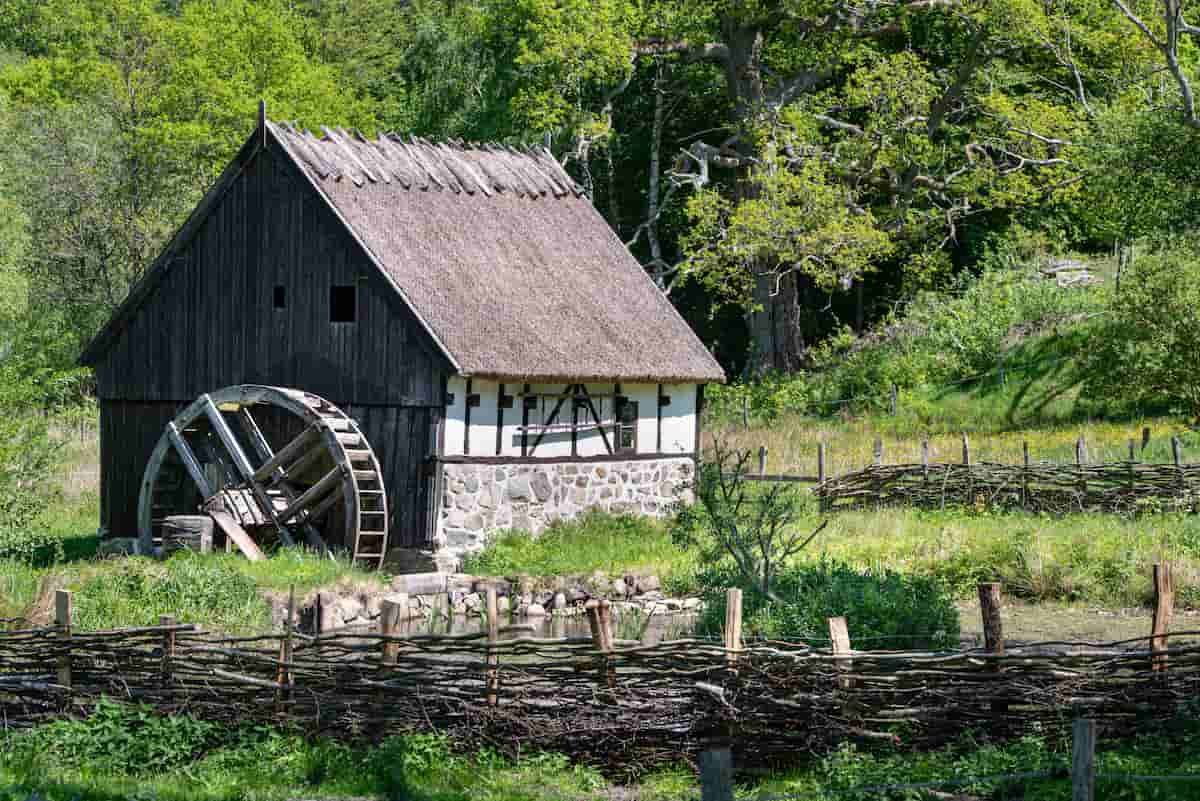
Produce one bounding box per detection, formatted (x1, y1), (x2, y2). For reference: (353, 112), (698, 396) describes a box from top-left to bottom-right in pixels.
(1072, 718), (1096, 801)
(1152, 563), (1173, 673)
(486, 584), (499, 706)
(700, 746), (734, 801)
(55, 590), (71, 690)
(829, 616), (852, 691)
(208, 510), (266, 562)
(757, 446), (767, 476)
(725, 588), (743, 668)
(961, 433), (971, 466)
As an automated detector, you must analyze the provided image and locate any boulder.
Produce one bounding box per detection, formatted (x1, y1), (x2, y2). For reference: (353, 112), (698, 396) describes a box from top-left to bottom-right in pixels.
(335, 595), (364, 624)
(636, 575), (661, 593)
(391, 572), (447, 596)
(552, 591), (567, 611)
(526, 602), (547, 618)
(610, 578), (627, 598)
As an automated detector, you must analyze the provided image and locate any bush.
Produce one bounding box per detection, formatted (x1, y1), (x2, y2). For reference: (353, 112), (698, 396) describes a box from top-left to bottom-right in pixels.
(697, 560), (960, 650)
(7, 698), (222, 775)
(0, 413), (60, 563)
(1085, 246), (1200, 418)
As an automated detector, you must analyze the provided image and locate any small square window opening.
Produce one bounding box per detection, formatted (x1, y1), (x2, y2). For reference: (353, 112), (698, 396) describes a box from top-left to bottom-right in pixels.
(273, 286), (286, 310)
(330, 285), (356, 322)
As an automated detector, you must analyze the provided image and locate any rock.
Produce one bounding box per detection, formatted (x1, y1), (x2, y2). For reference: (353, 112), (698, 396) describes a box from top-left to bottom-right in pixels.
(464, 592), (483, 613)
(365, 594), (384, 619)
(567, 586), (589, 603)
(553, 591), (567, 610)
(634, 591), (664, 603)
(496, 595), (511, 615)
(455, 493), (476, 511)
(447, 574), (478, 593)
(384, 548), (440, 573)
(97, 537), (140, 558)
(610, 578), (627, 597)
(531, 471), (553, 502)
(526, 602), (547, 618)
(392, 572), (448, 596)
(663, 598), (684, 611)
(589, 572), (611, 595)
(682, 597), (703, 611)
(464, 475), (480, 493)
(508, 476), (532, 501)
(636, 575), (662, 593)
(464, 513), (485, 531)
(335, 595), (364, 624)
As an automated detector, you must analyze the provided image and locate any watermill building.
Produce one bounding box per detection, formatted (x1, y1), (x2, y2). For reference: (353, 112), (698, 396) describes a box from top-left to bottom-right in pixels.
(80, 108), (725, 564)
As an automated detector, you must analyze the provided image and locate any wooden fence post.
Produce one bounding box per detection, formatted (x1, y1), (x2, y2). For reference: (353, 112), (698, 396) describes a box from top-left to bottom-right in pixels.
(55, 590), (71, 691)
(889, 383), (898, 417)
(1022, 441), (1031, 507)
(817, 442), (827, 485)
(1151, 563), (1173, 673)
(1072, 718), (1096, 801)
(828, 616), (852, 690)
(978, 582), (1004, 656)
(1142, 426), (1151, 451)
(380, 596), (405, 666)
(699, 746), (734, 801)
(724, 589), (743, 669)
(1076, 435), (1088, 505)
(873, 437), (883, 466)
(276, 585), (295, 712)
(921, 440), (930, 480)
(757, 446), (767, 476)
(961, 434), (971, 466)
(486, 584), (500, 706)
(978, 582), (1006, 715)
(160, 614), (176, 687)
(742, 396), (749, 431)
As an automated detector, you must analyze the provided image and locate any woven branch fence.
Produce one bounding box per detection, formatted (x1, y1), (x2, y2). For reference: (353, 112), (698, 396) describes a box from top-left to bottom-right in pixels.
(815, 435), (1200, 514)
(2, 586), (1197, 774)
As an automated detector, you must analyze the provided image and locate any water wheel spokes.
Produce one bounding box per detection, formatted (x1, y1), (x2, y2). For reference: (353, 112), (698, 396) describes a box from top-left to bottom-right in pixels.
(138, 385), (390, 568)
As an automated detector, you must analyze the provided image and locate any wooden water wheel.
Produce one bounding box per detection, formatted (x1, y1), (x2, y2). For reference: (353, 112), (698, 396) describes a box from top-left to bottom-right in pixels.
(138, 385), (389, 568)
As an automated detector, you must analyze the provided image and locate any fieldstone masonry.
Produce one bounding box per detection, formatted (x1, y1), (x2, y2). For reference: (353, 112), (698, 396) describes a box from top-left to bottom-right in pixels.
(436, 457), (695, 557)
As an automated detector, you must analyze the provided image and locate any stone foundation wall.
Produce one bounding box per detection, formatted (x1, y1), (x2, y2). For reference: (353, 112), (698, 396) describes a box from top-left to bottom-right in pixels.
(436, 457), (695, 557)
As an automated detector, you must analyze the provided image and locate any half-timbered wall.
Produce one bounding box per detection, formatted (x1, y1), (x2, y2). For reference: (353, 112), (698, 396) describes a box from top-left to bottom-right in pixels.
(93, 144), (452, 548)
(442, 378), (699, 459)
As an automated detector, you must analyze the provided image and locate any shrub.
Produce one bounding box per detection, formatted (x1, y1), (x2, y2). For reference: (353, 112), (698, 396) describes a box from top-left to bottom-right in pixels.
(697, 560), (960, 650)
(7, 698), (222, 775)
(1085, 246), (1200, 418)
(0, 413), (60, 563)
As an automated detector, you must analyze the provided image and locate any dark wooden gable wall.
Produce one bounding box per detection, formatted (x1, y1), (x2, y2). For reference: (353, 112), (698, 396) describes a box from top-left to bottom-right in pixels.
(94, 143), (452, 547)
(94, 145), (448, 405)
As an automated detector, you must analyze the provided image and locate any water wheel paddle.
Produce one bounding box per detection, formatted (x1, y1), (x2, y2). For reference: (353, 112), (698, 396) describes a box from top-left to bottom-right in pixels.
(138, 385), (389, 568)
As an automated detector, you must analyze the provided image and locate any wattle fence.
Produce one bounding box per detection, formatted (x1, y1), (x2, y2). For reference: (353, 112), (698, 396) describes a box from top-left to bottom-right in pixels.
(2, 583), (1197, 773)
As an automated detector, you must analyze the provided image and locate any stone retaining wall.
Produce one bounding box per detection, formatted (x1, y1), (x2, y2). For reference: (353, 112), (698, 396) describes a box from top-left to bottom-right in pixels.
(436, 457), (695, 558)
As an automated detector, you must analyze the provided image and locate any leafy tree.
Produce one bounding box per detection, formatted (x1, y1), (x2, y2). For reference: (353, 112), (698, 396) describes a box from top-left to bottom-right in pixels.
(672, 439), (826, 601)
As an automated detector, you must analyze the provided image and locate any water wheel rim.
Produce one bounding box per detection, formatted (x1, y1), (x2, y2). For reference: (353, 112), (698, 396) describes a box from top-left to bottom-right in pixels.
(137, 385), (389, 566)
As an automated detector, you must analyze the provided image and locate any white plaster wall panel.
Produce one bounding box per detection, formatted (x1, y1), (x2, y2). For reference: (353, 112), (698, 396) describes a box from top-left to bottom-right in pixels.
(658, 383), (698, 453)
(626, 383), (659, 455)
(442, 375), (467, 456)
(463, 378), (498, 456)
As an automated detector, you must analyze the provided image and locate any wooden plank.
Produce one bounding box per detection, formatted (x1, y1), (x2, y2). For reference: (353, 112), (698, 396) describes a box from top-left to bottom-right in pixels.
(252, 427), (320, 483)
(279, 467), (343, 524)
(828, 615), (852, 690)
(168, 423), (215, 499)
(208, 509), (267, 562)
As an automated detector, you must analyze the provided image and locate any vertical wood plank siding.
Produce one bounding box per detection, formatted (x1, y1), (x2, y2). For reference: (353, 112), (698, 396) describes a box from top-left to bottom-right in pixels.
(93, 146), (451, 548)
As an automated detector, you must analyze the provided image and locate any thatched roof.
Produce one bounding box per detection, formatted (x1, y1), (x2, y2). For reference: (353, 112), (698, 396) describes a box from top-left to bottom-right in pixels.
(269, 122), (725, 384)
